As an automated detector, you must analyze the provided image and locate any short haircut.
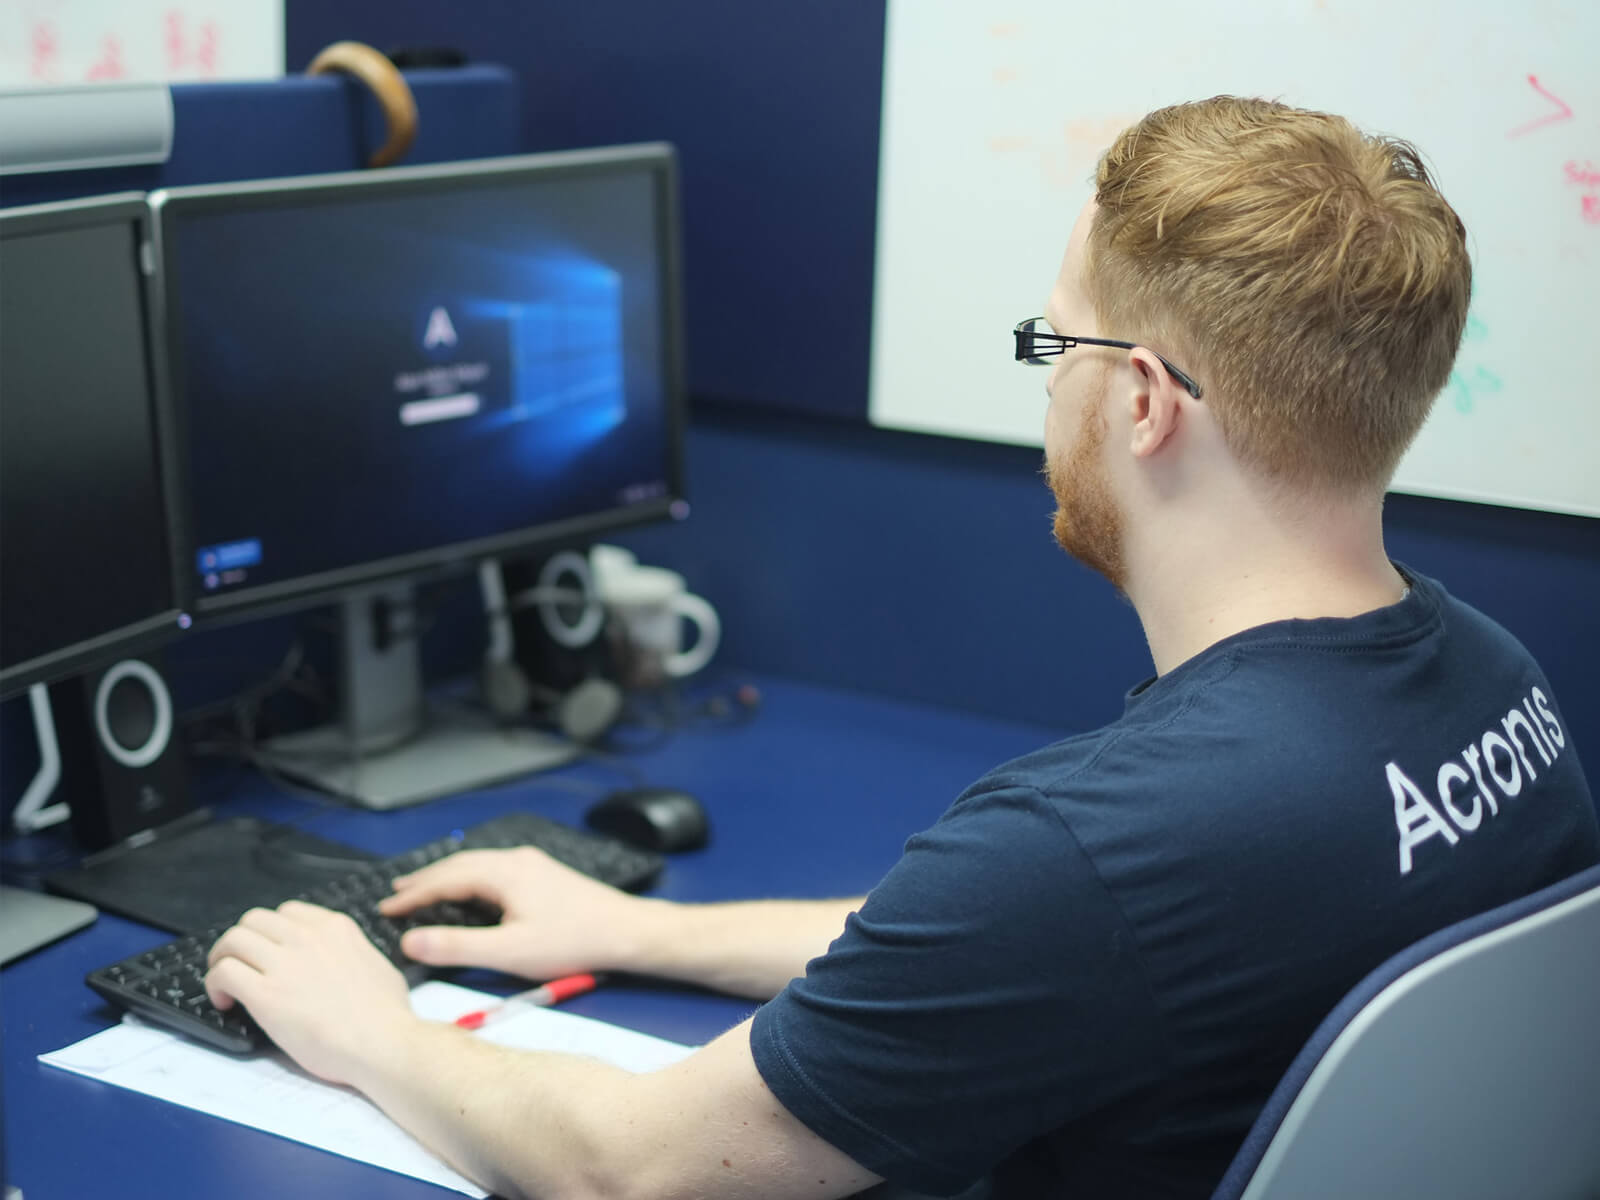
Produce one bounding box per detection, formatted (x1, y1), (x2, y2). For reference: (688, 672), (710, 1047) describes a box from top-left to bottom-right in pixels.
(1087, 96), (1472, 491)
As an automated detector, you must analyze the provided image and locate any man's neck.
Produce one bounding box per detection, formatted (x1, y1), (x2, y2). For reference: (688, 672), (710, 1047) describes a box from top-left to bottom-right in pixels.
(1124, 488), (1407, 677)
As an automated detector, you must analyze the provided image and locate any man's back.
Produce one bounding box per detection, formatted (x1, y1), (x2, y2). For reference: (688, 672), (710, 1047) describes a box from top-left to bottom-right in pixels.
(751, 569), (1598, 1197)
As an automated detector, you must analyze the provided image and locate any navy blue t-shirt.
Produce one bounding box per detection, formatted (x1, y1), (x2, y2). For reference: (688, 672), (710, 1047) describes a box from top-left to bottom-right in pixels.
(750, 570), (1598, 1198)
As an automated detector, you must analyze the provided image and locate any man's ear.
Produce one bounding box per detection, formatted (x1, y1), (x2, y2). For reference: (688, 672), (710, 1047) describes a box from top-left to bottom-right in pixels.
(1126, 347), (1183, 459)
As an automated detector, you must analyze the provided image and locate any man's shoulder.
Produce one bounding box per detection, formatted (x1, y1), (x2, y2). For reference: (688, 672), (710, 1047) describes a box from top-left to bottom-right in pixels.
(952, 567), (1592, 864)
(958, 647), (1255, 810)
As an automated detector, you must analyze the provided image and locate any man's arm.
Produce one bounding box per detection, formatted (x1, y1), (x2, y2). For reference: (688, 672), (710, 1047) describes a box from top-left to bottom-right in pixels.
(205, 902), (880, 1200)
(382, 847), (862, 1000)
(625, 895), (865, 999)
(356, 1013), (878, 1200)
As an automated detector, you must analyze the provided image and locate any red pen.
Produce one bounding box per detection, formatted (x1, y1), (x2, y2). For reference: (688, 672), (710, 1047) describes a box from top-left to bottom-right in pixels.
(453, 973), (604, 1030)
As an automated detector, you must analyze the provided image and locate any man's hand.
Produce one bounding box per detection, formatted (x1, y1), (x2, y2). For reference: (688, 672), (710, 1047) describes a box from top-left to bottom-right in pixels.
(384, 845), (864, 1000)
(380, 846), (649, 981)
(204, 901), (420, 1087)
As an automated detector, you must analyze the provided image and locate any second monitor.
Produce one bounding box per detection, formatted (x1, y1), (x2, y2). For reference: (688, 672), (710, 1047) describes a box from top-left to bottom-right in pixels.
(153, 143), (688, 807)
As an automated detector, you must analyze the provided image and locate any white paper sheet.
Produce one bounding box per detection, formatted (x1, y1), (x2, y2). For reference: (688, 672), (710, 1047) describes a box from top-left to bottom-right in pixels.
(40, 980), (698, 1197)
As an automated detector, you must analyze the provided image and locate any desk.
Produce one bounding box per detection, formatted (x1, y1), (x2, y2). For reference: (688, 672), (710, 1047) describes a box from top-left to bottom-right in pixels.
(2, 675), (1055, 1199)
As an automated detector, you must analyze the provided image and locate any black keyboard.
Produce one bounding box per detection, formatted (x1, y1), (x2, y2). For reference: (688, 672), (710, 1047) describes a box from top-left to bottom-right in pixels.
(85, 811), (663, 1053)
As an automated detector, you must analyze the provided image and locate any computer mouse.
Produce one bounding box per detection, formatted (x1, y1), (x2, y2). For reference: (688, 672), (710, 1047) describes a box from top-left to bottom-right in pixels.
(584, 787), (711, 853)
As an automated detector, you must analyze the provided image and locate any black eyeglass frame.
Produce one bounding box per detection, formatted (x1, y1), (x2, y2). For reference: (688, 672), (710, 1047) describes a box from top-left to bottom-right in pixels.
(1014, 318), (1203, 400)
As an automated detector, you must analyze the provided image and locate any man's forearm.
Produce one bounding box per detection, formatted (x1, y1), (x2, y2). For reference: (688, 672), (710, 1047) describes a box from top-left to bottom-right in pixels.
(616, 896), (863, 999)
(351, 1014), (876, 1200)
(354, 1018), (632, 1200)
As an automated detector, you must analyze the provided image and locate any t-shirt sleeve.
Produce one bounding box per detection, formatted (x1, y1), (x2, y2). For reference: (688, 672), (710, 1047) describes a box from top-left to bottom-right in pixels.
(750, 784), (1167, 1196)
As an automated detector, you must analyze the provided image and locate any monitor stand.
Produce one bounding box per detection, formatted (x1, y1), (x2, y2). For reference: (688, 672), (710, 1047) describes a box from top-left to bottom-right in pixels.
(0, 886), (96, 966)
(3, 684), (99, 962)
(256, 584), (577, 809)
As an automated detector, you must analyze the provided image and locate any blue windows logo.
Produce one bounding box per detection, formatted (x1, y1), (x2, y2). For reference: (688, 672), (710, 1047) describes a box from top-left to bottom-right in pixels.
(465, 258), (626, 436)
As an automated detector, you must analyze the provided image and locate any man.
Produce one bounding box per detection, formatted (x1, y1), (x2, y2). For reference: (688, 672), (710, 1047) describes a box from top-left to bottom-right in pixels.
(206, 97), (1598, 1199)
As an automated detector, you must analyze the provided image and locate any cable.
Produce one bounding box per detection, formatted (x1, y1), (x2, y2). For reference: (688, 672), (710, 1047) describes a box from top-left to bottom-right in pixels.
(180, 642), (326, 727)
(607, 676), (763, 749)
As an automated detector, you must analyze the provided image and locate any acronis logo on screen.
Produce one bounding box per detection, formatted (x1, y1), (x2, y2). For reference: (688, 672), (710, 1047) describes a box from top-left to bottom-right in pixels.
(391, 252), (628, 473)
(421, 305), (459, 353)
(393, 299), (501, 427)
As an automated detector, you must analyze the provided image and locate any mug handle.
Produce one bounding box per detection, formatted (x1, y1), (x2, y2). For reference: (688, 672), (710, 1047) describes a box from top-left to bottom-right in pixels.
(665, 592), (721, 677)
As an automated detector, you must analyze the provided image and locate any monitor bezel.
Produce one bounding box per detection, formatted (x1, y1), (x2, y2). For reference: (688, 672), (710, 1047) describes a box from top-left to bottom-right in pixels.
(149, 143), (689, 626)
(0, 193), (191, 699)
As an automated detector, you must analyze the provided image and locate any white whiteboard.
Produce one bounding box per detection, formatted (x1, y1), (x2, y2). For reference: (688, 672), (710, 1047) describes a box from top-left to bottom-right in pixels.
(0, 1), (282, 86)
(869, 0), (1599, 517)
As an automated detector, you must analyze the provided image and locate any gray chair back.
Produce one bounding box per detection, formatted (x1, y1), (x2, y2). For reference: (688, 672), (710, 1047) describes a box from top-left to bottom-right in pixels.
(1214, 863), (1600, 1200)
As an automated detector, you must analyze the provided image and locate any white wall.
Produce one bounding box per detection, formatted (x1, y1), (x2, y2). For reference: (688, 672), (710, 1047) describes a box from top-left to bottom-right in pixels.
(1, 1), (282, 86)
(870, 0), (1599, 516)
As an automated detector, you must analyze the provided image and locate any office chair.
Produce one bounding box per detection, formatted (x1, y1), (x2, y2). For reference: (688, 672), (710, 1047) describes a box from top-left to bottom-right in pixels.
(1212, 861), (1600, 1200)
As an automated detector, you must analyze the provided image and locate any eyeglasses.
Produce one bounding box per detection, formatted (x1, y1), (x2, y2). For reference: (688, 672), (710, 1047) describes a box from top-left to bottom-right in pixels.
(1013, 317), (1203, 400)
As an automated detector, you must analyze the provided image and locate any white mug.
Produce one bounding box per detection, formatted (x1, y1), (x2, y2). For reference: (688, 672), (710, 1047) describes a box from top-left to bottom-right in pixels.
(588, 543), (639, 597)
(589, 551), (720, 683)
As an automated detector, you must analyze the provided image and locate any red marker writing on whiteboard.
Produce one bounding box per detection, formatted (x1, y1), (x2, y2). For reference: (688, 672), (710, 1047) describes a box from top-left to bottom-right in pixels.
(453, 973), (604, 1030)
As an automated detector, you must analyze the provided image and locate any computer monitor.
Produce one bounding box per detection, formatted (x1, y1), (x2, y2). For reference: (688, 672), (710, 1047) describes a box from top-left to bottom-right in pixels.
(0, 194), (188, 698)
(0, 193), (190, 955)
(152, 143), (688, 806)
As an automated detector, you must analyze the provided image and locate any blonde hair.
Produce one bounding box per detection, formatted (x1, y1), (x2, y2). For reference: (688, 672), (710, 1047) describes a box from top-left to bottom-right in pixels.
(1087, 96), (1472, 491)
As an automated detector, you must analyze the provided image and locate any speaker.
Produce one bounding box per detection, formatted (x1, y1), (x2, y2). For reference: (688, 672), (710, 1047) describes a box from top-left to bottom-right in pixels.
(47, 656), (191, 850)
(486, 552), (624, 743)
(500, 550), (611, 688)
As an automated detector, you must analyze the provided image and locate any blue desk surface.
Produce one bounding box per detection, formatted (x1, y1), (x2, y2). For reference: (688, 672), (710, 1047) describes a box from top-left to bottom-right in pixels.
(1, 675), (1055, 1199)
